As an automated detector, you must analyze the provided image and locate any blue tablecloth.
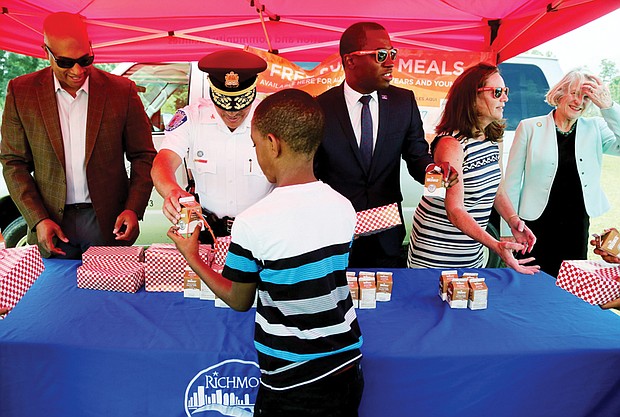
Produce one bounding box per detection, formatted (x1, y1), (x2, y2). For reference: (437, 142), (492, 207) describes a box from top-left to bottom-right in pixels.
(1, 259), (619, 417)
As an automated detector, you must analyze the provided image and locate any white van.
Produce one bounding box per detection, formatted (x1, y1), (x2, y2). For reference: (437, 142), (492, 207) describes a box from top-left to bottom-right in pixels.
(0, 56), (563, 260)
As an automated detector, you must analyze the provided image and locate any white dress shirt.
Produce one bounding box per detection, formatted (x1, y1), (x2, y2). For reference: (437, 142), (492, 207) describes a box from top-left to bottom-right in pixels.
(344, 81), (379, 150)
(54, 75), (90, 204)
(161, 98), (274, 218)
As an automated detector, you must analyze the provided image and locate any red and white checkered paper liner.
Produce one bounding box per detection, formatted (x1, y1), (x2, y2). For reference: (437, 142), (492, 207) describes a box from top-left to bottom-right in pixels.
(354, 203), (402, 236)
(556, 260), (620, 305)
(213, 236), (232, 267)
(77, 260), (145, 293)
(144, 271), (185, 292)
(0, 245), (45, 311)
(82, 245), (145, 263)
(144, 244), (211, 292)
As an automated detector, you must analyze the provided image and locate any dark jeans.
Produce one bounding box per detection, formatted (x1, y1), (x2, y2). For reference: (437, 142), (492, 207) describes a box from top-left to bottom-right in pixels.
(56, 205), (106, 260)
(254, 362), (364, 417)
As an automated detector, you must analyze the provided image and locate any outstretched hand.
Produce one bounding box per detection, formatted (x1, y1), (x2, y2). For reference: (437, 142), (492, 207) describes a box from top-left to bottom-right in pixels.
(496, 240), (540, 275)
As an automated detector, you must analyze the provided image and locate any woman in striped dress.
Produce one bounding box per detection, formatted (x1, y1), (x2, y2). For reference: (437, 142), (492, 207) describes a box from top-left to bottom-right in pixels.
(407, 63), (539, 274)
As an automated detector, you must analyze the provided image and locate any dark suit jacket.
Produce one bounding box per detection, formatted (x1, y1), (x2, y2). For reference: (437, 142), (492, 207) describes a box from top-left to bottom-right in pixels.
(0, 67), (156, 256)
(315, 84), (433, 256)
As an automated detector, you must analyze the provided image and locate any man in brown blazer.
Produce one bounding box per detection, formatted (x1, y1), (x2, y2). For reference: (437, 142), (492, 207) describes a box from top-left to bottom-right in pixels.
(0, 12), (155, 258)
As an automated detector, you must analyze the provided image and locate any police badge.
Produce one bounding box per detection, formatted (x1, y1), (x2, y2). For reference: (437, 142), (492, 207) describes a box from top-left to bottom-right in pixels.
(225, 71), (240, 88)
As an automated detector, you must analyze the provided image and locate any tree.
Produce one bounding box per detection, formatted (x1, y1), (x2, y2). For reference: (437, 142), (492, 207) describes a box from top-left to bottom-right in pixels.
(0, 50), (48, 114)
(598, 59), (620, 106)
(599, 59), (618, 84)
(0, 50), (119, 115)
(583, 59), (620, 118)
(528, 49), (556, 58)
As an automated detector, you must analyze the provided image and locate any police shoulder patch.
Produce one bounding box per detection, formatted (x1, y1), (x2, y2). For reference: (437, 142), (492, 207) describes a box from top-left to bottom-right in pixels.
(165, 109), (188, 131)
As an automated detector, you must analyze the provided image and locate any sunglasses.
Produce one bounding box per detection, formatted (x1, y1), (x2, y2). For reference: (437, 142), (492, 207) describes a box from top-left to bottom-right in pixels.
(477, 86), (510, 98)
(348, 48), (398, 63)
(43, 44), (95, 69)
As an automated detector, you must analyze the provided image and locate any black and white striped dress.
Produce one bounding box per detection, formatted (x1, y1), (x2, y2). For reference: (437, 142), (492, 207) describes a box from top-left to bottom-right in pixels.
(407, 138), (501, 268)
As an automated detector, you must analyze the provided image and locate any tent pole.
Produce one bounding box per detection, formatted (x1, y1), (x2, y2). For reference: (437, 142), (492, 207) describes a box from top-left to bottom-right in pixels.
(257, 8), (275, 53)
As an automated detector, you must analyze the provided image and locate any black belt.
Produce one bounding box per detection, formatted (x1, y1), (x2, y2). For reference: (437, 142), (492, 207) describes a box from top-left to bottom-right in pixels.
(65, 203), (93, 211)
(202, 208), (235, 235)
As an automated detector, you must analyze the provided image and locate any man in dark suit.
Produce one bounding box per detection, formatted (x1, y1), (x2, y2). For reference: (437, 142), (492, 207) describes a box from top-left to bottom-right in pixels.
(0, 12), (156, 259)
(315, 22), (445, 267)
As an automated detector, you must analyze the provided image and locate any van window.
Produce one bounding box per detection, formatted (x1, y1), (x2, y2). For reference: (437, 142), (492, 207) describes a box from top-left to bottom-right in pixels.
(499, 63), (554, 130)
(122, 63), (191, 132)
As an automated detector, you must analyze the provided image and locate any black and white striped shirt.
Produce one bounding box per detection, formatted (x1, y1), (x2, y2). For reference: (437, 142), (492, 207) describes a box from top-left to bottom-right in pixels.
(224, 181), (362, 390)
(407, 138), (501, 268)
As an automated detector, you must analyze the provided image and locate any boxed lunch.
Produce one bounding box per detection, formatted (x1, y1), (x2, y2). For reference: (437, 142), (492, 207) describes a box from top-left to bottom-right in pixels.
(354, 203), (402, 237)
(77, 260), (144, 293)
(557, 260), (620, 305)
(0, 245), (45, 312)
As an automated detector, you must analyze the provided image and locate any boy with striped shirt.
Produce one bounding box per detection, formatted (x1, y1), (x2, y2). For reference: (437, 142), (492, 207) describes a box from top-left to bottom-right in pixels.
(168, 89), (363, 417)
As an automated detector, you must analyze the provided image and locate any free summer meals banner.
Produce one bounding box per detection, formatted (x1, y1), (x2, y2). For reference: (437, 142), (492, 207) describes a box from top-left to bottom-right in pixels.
(249, 46), (494, 137)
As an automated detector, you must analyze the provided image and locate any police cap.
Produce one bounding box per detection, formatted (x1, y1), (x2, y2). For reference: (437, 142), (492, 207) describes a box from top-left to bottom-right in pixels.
(198, 50), (267, 111)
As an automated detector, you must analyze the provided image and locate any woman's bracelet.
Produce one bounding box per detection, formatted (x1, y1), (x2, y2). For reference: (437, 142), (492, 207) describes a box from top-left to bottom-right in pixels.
(508, 214), (520, 225)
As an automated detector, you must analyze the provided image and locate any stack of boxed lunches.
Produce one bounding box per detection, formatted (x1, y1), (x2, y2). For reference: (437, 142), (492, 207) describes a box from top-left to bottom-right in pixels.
(78, 246), (145, 293)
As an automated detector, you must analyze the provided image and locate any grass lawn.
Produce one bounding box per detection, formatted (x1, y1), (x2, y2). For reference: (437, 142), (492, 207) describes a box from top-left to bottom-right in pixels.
(588, 154), (620, 260)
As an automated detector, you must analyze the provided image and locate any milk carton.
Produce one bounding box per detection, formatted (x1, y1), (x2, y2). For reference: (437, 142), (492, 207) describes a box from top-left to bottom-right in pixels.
(358, 272), (376, 309)
(447, 278), (469, 309)
(178, 196), (205, 236)
(183, 266), (201, 298)
(424, 167), (446, 198)
(199, 280), (215, 300)
(468, 278), (488, 310)
(348, 278), (360, 309)
(376, 271), (393, 301)
(439, 270), (458, 301)
(594, 228), (620, 256)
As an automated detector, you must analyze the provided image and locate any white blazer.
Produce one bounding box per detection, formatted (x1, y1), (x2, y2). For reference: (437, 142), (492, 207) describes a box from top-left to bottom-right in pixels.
(503, 103), (620, 234)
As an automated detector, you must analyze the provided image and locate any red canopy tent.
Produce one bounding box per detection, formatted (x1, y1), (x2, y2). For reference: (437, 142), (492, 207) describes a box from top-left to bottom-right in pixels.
(0, 0), (619, 63)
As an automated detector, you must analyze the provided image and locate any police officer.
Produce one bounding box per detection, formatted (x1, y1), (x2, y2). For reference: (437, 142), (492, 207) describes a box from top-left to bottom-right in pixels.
(151, 49), (274, 243)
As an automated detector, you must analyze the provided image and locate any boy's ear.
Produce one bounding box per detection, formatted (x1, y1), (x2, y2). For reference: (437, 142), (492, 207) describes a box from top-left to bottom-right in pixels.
(267, 133), (282, 157)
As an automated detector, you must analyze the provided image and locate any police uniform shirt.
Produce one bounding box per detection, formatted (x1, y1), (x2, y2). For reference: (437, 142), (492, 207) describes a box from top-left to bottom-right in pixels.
(161, 97), (274, 218)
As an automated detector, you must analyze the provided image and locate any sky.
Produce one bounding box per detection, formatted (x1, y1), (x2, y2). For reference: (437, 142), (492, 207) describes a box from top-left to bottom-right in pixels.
(528, 8), (620, 75)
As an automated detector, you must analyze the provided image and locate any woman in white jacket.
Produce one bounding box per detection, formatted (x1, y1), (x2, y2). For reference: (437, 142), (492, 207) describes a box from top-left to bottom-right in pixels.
(504, 71), (620, 276)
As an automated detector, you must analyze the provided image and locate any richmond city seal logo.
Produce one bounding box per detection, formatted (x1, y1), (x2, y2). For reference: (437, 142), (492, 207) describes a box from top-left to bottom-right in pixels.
(184, 359), (261, 417)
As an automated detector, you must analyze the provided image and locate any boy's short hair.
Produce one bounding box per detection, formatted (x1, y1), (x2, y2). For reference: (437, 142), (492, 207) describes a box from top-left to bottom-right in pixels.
(252, 89), (325, 157)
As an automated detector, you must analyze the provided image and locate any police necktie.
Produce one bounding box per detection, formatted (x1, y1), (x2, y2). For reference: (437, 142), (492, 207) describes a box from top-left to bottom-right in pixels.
(359, 95), (373, 171)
